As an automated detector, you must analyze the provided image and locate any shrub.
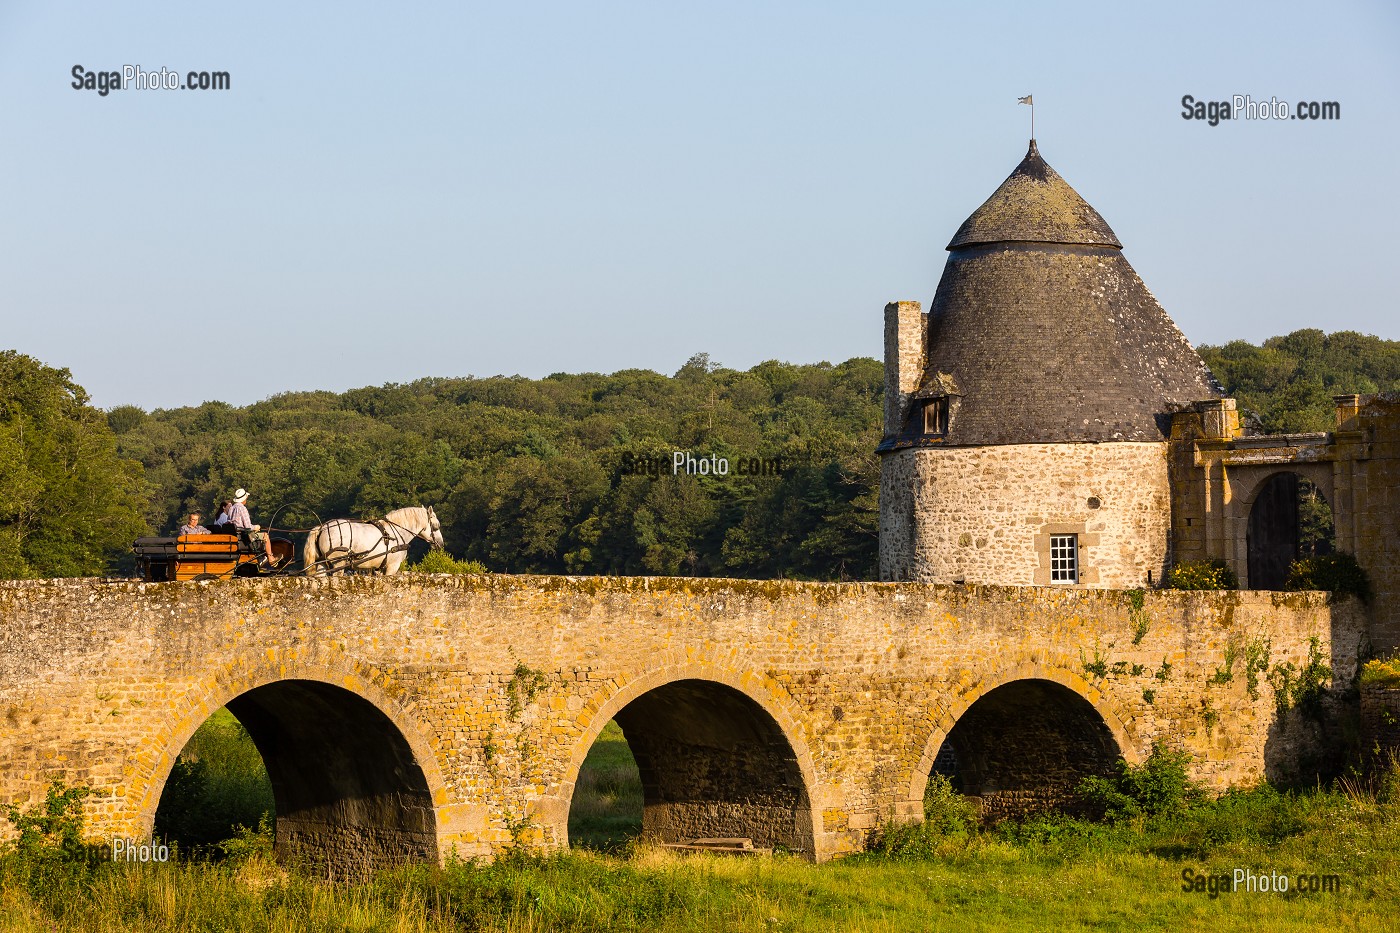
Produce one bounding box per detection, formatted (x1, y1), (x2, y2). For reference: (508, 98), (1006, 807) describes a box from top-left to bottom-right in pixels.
(1285, 552), (1371, 602)
(993, 814), (1112, 854)
(410, 550), (488, 574)
(1360, 657), (1400, 689)
(1149, 784), (1312, 859)
(218, 814), (274, 863)
(869, 820), (942, 859)
(3, 780), (92, 861)
(869, 773), (980, 859)
(152, 709), (274, 856)
(922, 772), (979, 834)
(1165, 559), (1238, 590)
(1078, 744), (1203, 822)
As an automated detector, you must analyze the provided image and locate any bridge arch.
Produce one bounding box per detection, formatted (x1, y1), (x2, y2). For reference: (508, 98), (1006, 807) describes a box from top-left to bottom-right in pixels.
(135, 651), (447, 877)
(551, 662), (820, 858)
(907, 663), (1141, 823)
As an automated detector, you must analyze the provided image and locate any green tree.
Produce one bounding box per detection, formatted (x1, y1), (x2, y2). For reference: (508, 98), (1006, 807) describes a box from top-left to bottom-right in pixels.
(0, 351), (148, 578)
(1198, 330), (1400, 433)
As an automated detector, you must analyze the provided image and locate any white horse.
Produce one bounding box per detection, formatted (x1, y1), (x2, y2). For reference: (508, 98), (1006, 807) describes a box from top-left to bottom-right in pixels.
(302, 506), (444, 577)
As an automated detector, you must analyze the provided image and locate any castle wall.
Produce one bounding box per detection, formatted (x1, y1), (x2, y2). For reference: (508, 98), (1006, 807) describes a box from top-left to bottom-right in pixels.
(1360, 685), (1400, 769)
(1170, 394), (1400, 654)
(881, 441), (1171, 587)
(1351, 398), (1400, 653)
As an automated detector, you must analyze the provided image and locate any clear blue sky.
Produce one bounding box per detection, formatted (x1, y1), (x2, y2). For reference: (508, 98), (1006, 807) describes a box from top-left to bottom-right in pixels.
(2, 1), (1397, 410)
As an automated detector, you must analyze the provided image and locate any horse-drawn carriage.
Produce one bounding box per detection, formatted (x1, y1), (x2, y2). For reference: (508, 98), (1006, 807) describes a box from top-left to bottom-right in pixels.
(131, 532), (295, 581)
(132, 506), (443, 581)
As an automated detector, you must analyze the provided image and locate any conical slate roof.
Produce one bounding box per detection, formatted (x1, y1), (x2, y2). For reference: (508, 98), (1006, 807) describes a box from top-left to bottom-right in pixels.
(948, 140), (1122, 249)
(903, 141), (1221, 448)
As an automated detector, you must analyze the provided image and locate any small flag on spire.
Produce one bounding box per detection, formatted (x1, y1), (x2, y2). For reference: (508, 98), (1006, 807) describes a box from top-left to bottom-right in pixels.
(1018, 95), (1032, 105)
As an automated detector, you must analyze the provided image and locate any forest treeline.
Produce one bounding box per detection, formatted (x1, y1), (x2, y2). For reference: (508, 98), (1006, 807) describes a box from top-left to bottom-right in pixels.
(2, 329), (1398, 580)
(109, 353), (885, 580)
(1197, 329), (1400, 433)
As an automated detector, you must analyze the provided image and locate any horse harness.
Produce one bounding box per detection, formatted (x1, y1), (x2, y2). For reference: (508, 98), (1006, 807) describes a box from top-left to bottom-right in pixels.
(369, 519), (414, 557)
(317, 516), (421, 573)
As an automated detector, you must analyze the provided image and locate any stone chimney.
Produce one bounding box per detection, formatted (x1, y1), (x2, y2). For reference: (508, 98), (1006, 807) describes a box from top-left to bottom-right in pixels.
(883, 301), (926, 437)
(1193, 398), (1240, 440)
(1334, 394), (1363, 431)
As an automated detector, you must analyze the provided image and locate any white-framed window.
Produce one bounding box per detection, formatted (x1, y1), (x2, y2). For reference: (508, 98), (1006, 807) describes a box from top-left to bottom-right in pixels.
(1049, 533), (1079, 584)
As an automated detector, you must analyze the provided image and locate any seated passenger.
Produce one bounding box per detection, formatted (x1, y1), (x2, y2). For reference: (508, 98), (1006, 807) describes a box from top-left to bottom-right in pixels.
(179, 512), (210, 536)
(212, 501), (234, 531)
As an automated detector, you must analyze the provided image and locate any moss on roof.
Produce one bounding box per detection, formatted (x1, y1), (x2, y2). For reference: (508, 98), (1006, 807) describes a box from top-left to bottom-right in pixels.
(948, 140), (1122, 250)
(893, 141), (1222, 448)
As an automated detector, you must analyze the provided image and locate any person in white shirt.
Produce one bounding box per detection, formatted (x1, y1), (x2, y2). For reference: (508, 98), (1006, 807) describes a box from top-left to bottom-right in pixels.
(228, 488), (274, 566)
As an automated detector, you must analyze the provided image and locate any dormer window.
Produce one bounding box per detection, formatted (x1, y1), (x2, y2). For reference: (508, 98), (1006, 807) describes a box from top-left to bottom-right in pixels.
(923, 397), (950, 435)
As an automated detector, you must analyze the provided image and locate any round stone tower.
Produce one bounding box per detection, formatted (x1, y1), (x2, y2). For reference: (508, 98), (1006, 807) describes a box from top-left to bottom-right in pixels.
(878, 140), (1221, 586)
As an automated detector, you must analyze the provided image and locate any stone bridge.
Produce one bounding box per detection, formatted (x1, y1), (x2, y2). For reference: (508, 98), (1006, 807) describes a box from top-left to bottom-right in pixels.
(0, 575), (1364, 873)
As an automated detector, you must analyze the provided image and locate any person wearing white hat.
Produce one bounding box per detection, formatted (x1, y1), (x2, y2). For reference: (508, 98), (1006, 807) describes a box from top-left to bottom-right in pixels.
(228, 488), (274, 567)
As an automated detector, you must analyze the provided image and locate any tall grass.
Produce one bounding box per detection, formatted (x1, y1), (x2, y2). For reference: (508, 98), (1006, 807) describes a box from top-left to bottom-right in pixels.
(568, 720), (643, 850)
(6, 720), (1400, 930)
(4, 796), (1399, 933)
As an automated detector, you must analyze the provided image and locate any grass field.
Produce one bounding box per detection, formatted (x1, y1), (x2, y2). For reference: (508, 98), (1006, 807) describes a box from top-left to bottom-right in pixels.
(151, 708), (275, 856)
(3, 713), (1398, 932)
(567, 720), (643, 850)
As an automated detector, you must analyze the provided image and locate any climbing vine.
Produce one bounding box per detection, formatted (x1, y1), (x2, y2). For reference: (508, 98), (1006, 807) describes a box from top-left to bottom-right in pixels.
(1268, 637), (1332, 716)
(1207, 641), (1238, 686)
(1243, 637), (1272, 700)
(1201, 698), (1219, 735)
(1127, 589), (1150, 645)
(507, 661), (549, 722)
(1080, 644), (1110, 679)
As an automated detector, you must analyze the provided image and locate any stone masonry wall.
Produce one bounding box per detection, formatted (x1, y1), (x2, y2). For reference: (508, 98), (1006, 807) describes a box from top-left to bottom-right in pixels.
(0, 576), (1366, 865)
(881, 441), (1171, 587)
(1360, 686), (1400, 768)
(1170, 394), (1400, 655)
(882, 300), (926, 437)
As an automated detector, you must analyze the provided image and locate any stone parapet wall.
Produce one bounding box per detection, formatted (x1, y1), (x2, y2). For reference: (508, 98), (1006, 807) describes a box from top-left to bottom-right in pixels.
(0, 576), (1366, 864)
